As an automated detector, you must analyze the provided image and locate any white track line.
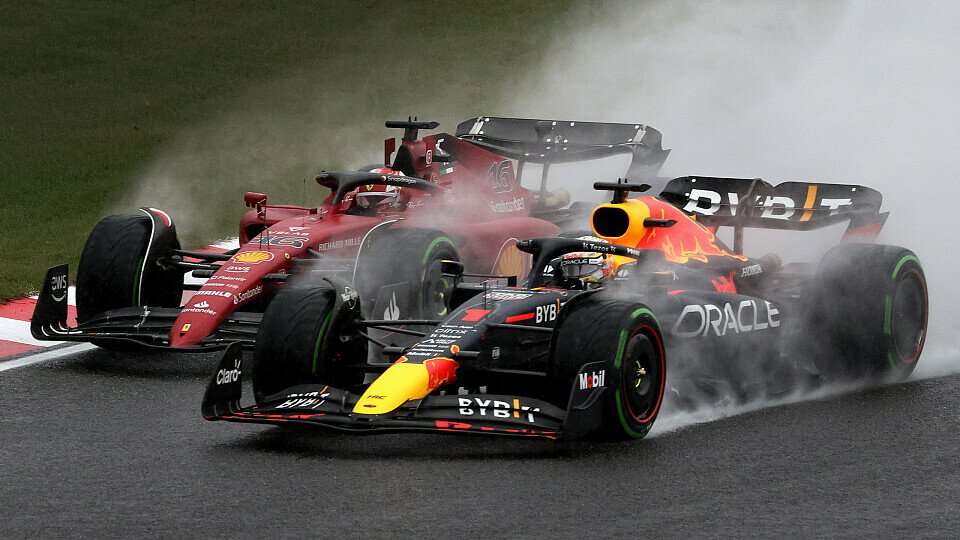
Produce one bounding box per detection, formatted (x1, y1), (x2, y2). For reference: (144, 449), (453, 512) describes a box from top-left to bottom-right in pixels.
(0, 317), (62, 347)
(184, 238), (239, 286)
(28, 285), (76, 304)
(0, 239), (241, 371)
(0, 343), (96, 372)
(211, 237), (240, 250)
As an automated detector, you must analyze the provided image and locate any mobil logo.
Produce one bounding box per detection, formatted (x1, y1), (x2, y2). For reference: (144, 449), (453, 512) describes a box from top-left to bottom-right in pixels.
(578, 370), (605, 390)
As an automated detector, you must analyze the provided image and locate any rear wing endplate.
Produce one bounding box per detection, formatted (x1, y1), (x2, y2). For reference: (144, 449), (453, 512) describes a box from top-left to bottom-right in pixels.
(659, 176), (888, 251)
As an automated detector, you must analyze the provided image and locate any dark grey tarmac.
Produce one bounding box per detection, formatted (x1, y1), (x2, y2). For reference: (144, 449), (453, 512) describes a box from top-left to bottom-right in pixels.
(1, 348), (957, 538)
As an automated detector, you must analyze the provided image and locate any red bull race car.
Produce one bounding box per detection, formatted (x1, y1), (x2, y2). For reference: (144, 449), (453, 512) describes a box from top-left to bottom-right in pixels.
(30, 117), (669, 350)
(202, 177), (928, 441)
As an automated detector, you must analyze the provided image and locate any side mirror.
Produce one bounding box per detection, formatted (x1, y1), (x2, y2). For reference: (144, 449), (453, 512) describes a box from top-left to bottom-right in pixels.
(244, 192), (267, 208)
(244, 192), (268, 220)
(440, 260), (465, 276)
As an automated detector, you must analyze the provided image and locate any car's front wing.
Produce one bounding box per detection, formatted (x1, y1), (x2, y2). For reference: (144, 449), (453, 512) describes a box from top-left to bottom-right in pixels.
(30, 265), (259, 350)
(203, 343), (608, 441)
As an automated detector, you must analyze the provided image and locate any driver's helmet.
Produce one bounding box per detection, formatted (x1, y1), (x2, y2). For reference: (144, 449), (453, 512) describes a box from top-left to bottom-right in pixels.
(355, 177), (400, 210)
(355, 183), (400, 208)
(355, 167), (408, 209)
(547, 236), (615, 288)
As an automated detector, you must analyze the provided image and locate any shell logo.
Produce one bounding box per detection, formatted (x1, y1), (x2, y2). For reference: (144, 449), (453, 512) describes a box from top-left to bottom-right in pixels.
(231, 251), (274, 264)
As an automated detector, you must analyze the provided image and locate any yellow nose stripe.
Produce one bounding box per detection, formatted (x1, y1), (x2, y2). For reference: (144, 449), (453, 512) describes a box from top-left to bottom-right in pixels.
(353, 363), (430, 415)
(352, 356), (459, 415)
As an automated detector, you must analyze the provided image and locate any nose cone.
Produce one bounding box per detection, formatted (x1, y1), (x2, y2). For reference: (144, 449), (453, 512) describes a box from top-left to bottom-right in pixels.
(353, 357), (459, 415)
(169, 322), (204, 347)
(169, 292), (235, 347)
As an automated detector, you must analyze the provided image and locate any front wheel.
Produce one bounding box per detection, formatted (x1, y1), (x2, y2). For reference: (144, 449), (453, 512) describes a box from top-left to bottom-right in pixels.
(75, 211), (184, 351)
(251, 283), (366, 403)
(354, 227), (460, 320)
(550, 295), (666, 440)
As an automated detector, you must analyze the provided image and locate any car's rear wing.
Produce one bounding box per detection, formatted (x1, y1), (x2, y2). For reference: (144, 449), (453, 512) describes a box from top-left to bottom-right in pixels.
(455, 116), (670, 180)
(659, 176), (888, 251)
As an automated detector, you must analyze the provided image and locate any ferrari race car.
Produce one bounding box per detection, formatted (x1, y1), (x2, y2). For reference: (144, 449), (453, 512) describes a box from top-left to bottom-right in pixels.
(202, 176), (928, 441)
(30, 117), (669, 350)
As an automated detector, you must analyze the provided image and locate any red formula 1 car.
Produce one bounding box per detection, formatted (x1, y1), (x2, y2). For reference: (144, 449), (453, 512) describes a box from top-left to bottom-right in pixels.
(31, 117), (670, 350)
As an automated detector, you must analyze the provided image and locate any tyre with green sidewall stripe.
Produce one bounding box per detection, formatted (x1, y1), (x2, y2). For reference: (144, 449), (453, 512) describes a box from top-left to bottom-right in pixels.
(550, 294), (666, 440)
(76, 214), (182, 324)
(806, 243), (928, 380)
(251, 284), (366, 403)
(354, 227), (460, 320)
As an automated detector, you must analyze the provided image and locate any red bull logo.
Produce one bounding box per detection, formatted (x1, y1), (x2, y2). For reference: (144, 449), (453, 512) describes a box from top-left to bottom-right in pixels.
(636, 197), (747, 264)
(352, 356), (459, 415)
(424, 357), (459, 390)
(711, 272), (737, 293)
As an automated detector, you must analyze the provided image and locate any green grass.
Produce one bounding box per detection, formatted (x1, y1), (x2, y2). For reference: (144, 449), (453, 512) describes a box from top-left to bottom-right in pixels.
(0, 0), (576, 299)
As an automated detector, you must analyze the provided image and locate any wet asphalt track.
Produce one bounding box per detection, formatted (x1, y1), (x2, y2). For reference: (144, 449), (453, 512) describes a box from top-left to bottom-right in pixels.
(1, 348), (959, 538)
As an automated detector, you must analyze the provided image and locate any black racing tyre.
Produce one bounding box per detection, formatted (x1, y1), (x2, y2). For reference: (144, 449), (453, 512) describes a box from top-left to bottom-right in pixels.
(806, 243), (928, 381)
(76, 214), (182, 324)
(354, 227), (460, 320)
(550, 295), (666, 440)
(251, 284), (366, 403)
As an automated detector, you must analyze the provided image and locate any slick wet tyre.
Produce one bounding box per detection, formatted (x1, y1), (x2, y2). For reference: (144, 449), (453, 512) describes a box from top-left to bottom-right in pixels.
(551, 295), (666, 440)
(807, 243), (928, 380)
(252, 284), (366, 403)
(354, 228), (460, 320)
(76, 214), (183, 324)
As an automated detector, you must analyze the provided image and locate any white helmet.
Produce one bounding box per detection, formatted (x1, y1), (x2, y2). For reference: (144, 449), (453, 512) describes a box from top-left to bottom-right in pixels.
(550, 236), (615, 288)
(355, 182), (401, 209)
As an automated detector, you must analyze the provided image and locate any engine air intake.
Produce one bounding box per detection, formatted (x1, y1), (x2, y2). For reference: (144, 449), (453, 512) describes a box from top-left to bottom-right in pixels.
(592, 207), (631, 238)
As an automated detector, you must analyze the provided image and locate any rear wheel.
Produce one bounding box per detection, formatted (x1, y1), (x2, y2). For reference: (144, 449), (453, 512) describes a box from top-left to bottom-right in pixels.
(76, 213), (183, 336)
(551, 295), (666, 440)
(354, 227), (460, 320)
(251, 284), (366, 403)
(806, 243), (927, 381)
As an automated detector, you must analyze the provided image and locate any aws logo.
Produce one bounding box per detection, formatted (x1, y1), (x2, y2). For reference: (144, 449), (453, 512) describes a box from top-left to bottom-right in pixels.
(49, 273), (68, 302)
